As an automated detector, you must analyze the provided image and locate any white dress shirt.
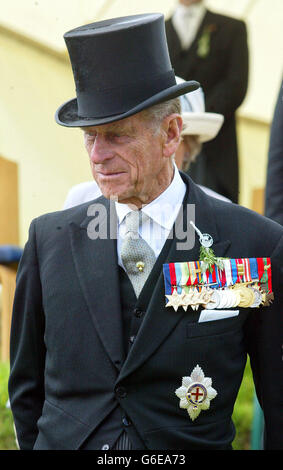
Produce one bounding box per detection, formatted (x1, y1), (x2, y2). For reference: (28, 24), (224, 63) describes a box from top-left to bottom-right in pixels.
(172, 3), (206, 50)
(115, 164), (186, 268)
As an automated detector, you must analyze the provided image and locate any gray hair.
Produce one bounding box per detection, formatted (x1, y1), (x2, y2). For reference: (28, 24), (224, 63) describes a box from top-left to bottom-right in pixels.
(140, 97), (181, 129)
(140, 98), (182, 167)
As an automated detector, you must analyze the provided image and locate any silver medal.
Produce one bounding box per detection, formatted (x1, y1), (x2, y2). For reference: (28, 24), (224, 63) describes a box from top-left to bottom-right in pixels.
(205, 290), (221, 309)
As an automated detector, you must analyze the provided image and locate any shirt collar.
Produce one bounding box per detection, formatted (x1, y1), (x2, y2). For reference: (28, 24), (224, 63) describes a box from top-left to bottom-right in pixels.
(115, 163), (186, 230)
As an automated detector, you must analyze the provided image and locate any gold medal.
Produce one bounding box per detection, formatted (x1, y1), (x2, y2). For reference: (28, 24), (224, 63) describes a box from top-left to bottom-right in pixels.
(234, 285), (255, 308)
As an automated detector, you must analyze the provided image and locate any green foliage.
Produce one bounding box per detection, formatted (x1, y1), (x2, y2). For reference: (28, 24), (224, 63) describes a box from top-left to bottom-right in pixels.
(199, 246), (225, 272)
(0, 362), (10, 407)
(232, 358), (255, 449)
(0, 363), (17, 450)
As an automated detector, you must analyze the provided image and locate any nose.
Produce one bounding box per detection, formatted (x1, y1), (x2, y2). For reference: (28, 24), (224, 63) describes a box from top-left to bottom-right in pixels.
(89, 134), (114, 164)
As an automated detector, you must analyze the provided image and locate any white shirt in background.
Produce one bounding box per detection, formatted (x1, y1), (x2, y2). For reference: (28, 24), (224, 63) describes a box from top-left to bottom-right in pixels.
(172, 3), (206, 50)
(63, 181), (102, 209)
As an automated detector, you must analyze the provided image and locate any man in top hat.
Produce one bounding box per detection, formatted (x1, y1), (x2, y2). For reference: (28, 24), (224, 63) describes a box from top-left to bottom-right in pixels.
(9, 14), (283, 450)
(165, 0), (249, 203)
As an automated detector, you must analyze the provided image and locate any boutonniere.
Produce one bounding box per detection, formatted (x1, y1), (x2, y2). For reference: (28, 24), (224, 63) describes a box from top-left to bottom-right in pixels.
(190, 221), (224, 273)
(197, 24), (217, 59)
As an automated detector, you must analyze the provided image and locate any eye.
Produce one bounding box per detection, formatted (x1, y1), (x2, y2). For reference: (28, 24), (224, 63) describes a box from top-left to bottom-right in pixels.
(84, 132), (97, 145)
(85, 131), (96, 139)
(107, 133), (129, 143)
(109, 132), (121, 139)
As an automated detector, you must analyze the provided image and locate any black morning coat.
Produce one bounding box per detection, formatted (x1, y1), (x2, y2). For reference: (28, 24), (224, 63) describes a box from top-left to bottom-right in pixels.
(8, 172), (283, 450)
(165, 10), (249, 203)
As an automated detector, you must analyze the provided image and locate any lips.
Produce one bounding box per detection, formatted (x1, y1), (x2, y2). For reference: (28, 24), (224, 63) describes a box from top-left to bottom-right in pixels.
(96, 170), (126, 179)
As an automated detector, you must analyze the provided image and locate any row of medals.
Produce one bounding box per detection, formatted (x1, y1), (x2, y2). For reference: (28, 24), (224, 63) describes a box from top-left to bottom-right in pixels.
(167, 282), (273, 311)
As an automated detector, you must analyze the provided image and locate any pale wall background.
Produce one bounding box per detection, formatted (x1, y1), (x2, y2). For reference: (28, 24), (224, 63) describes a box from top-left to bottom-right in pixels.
(0, 0), (283, 245)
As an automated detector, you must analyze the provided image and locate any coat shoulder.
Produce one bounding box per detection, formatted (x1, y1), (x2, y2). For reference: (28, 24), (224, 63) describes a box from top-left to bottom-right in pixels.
(206, 10), (246, 29)
(30, 195), (107, 239)
(208, 195), (283, 251)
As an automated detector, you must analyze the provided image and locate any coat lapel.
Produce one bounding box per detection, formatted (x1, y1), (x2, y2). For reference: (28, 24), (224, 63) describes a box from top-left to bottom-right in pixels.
(118, 175), (231, 382)
(68, 197), (125, 371)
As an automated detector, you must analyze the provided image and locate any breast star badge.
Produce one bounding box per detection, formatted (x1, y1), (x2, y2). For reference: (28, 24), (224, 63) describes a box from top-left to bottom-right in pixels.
(175, 365), (217, 421)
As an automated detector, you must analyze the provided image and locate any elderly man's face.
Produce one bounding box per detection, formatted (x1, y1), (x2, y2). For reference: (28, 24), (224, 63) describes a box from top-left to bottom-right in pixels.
(83, 112), (182, 208)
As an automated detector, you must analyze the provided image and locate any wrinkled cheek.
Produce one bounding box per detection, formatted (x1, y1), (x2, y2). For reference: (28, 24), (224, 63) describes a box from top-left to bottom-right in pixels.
(89, 161), (96, 177)
(135, 173), (149, 197)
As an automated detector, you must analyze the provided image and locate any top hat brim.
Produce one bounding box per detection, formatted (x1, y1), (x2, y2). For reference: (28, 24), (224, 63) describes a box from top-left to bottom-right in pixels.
(55, 80), (200, 127)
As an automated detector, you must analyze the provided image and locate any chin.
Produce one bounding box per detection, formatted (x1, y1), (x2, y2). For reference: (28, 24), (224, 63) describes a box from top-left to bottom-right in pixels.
(99, 186), (132, 203)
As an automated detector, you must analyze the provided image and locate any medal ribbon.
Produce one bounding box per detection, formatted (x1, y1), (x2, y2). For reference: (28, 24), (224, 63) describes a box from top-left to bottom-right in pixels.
(223, 259), (232, 286)
(162, 263), (172, 299)
(249, 258), (259, 281)
(263, 257), (272, 293)
(195, 261), (202, 285)
(180, 262), (190, 290)
(207, 265), (215, 287)
(257, 258), (265, 286)
(174, 263), (183, 294)
(164, 257), (272, 300)
(189, 262), (197, 285)
(186, 262), (193, 286)
(214, 265), (221, 288)
(169, 263), (177, 293)
(230, 259), (238, 285)
(207, 264), (221, 288)
(218, 265), (226, 287)
(235, 258), (244, 282)
(200, 261), (209, 284)
(243, 258), (252, 283)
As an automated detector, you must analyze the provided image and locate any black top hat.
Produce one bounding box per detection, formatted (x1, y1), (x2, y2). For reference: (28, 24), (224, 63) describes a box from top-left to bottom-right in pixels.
(55, 13), (199, 127)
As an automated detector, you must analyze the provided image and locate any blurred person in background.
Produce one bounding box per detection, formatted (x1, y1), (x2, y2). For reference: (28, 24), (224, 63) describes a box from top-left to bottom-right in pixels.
(165, 0), (249, 203)
(63, 79), (226, 209)
(264, 76), (283, 225)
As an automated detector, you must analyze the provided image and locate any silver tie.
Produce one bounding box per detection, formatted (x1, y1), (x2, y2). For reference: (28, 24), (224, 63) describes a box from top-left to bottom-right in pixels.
(121, 210), (156, 297)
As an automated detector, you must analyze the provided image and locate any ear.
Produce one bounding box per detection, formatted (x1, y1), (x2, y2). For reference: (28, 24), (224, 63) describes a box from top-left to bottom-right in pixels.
(162, 114), (183, 158)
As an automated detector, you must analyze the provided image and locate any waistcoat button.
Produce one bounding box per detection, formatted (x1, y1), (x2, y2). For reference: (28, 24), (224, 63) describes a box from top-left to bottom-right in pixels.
(134, 308), (143, 317)
(122, 416), (131, 426)
(115, 386), (127, 398)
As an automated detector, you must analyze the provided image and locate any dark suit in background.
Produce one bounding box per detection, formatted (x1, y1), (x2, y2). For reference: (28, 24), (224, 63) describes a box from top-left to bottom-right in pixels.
(166, 9), (249, 202)
(265, 77), (283, 225)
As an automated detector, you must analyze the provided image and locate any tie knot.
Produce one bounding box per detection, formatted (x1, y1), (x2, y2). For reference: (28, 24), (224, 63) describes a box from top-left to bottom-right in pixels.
(125, 210), (149, 236)
(125, 210), (140, 233)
